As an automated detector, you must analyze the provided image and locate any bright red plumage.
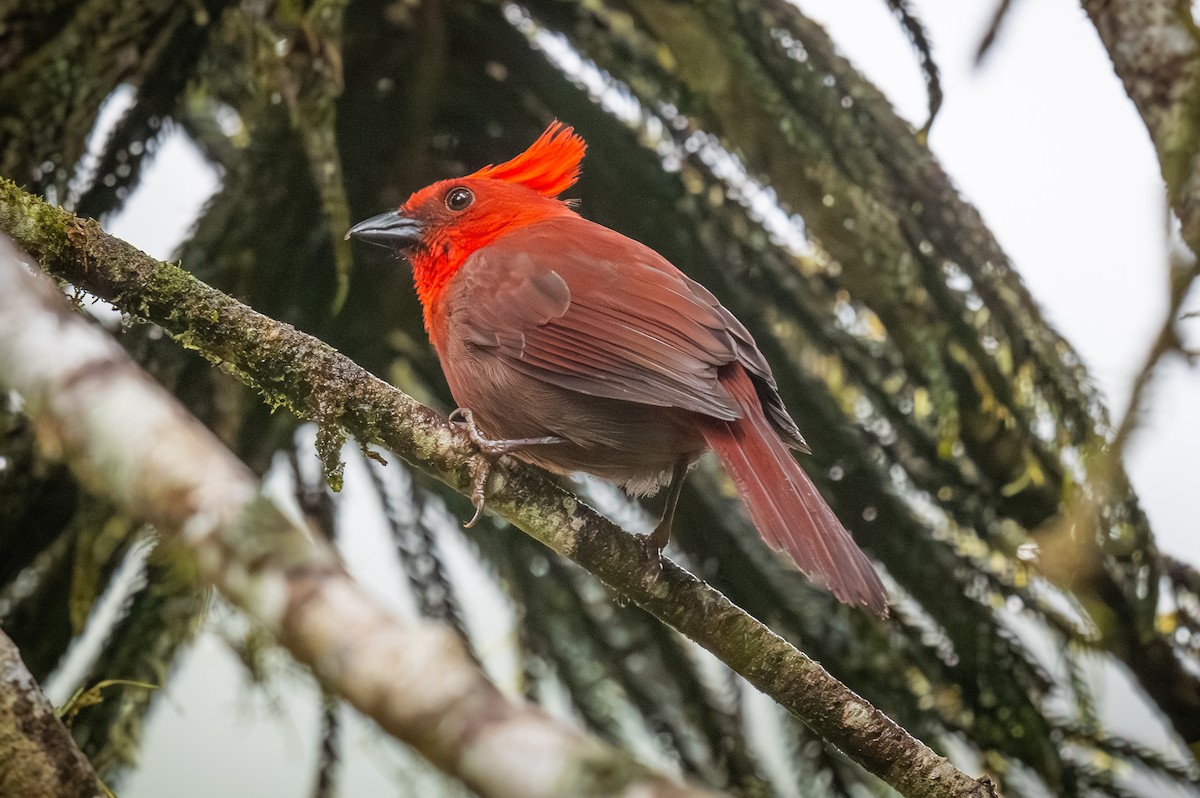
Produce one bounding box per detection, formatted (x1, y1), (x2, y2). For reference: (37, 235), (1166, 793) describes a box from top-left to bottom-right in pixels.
(700, 366), (887, 613)
(467, 121), (586, 197)
(348, 122), (889, 616)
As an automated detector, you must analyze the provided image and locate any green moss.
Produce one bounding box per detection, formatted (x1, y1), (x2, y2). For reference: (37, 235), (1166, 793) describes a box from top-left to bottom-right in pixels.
(314, 423), (347, 492)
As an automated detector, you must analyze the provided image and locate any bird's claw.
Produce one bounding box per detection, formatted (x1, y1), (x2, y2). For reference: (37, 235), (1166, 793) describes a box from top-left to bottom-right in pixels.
(449, 408), (496, 527)
(647, 519), (671, 552)
(448, 407), (567, 528)
(464, 457), (492, 529)
(639, 528), (668, 578)
(449, 408), (498, 455)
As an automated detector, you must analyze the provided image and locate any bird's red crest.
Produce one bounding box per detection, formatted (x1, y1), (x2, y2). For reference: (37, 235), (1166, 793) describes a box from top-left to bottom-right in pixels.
(467, 121), (586, 198)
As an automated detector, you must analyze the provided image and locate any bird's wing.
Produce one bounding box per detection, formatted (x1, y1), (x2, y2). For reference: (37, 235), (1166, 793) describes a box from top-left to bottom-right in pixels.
(451, 217), (804, 447)
(452, 218), (745, 419)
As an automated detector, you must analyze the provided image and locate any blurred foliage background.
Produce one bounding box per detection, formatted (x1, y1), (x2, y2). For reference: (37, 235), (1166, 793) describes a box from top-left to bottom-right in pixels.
(1, 0), (1199, 796)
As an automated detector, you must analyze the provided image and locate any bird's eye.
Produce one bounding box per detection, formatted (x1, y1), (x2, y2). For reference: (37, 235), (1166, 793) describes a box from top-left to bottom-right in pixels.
(445, 187), (474, 211)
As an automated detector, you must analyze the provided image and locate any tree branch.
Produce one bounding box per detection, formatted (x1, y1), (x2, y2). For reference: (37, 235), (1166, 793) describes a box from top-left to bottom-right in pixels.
(1077, 5), (1200, 748)
(0, 233), (715, 798)
(0, 183), (997, 797)
(0, 629), (102, 798)
(1083, 0), (1200, 253)
(1083, 1), (1200, 444)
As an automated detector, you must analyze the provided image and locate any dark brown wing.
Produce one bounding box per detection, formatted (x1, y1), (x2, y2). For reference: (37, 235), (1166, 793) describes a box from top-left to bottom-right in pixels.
(448, 216), (807, 448)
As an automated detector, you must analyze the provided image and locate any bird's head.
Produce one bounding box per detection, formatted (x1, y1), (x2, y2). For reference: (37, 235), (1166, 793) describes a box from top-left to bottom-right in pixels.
(347, 122), (585, 305)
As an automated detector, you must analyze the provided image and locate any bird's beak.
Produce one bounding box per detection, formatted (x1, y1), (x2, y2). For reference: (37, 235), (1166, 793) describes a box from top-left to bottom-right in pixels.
(345, 210), (425, 249)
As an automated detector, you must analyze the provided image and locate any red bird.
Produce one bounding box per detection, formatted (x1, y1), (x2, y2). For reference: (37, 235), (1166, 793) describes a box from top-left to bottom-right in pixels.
(348, 123), (887, 615)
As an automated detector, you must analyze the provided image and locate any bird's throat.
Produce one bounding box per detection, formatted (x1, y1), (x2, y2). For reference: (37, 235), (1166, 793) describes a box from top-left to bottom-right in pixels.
(411, 247), (461, 310)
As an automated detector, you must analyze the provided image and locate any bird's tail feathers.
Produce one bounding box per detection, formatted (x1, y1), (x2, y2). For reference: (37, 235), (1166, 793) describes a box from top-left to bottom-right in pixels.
(701, 367), (888, 616)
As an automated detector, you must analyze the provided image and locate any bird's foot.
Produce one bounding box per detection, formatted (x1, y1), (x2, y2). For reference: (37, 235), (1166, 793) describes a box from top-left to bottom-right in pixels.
(448, 408), (565, 455)
(465, 457), (491, 529)
(638, 456), (685, 574)
(639, 519), (671, 576)
(448, 407), (566, 528)
(646, 518), (672, 552)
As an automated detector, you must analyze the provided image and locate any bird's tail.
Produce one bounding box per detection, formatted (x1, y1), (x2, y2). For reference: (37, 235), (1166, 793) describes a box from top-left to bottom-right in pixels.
(700, 366), (888, 616)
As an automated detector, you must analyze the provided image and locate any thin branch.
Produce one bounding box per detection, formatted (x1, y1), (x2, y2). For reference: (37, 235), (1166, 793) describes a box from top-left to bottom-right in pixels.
(311, 691), (340, 798)
(0, 629), (102, 798)
(0, 233), (715, 798)
(1071, 4), (1200, 749)
(974, 0), (1017, 65)
(0, 182), (998, 798)
(1083, 1), (1200, 255)
(1110, 257), (1196, 455)
(1086, 0), (1200, 458)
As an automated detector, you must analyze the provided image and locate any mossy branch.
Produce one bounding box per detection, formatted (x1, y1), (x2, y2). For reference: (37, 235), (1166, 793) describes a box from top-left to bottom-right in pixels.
(0, 179), (999, 798)
(0, 630), (103, 798)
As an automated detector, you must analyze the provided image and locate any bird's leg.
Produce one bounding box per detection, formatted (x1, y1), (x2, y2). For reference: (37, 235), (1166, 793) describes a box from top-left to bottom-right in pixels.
(646, 457), (690, 554)
(448, 407), (566, 527)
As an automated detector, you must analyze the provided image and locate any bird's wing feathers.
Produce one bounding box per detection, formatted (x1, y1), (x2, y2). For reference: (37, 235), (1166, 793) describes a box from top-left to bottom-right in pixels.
(454, 219), (756, 421)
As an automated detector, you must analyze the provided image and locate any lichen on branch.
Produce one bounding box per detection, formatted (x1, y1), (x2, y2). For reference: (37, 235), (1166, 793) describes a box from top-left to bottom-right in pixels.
(0, 630), (102, 798)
